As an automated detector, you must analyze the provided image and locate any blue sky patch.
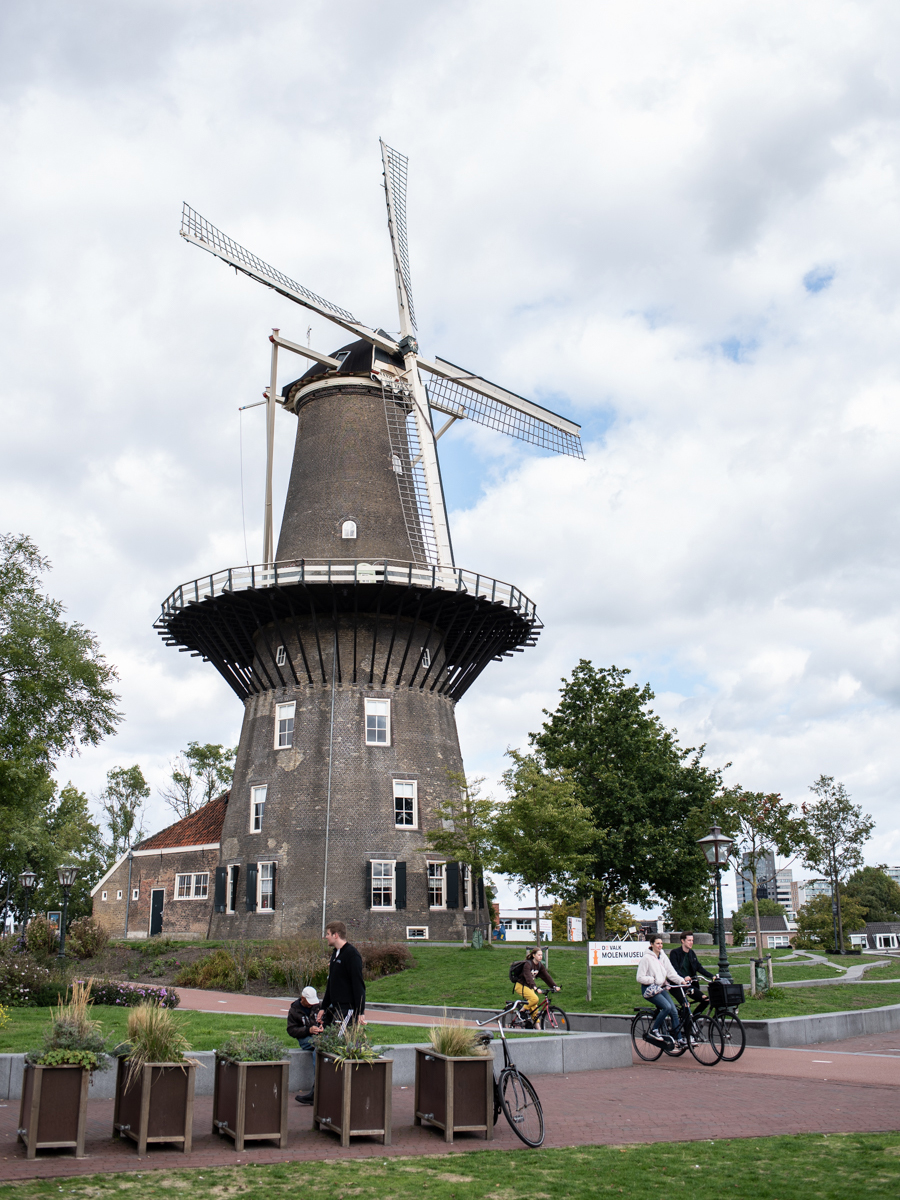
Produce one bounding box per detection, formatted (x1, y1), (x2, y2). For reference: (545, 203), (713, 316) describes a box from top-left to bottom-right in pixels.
(803, 265), (836, 293)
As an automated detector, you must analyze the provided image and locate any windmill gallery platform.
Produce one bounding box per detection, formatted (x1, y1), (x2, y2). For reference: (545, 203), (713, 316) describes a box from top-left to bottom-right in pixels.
(93, 142), (583, 943)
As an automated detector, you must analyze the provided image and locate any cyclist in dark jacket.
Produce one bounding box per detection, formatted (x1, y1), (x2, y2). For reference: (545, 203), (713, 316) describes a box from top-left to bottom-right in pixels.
(669, 931), (716, 1014)
(514, 946), (560, 1026)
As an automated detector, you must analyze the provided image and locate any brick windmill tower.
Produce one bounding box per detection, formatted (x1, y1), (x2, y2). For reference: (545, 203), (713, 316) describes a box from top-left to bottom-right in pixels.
(157, 142), (583, 942)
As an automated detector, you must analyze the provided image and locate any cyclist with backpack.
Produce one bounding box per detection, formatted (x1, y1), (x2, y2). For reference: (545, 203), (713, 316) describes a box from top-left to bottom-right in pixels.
(510, 947), (561, 1027)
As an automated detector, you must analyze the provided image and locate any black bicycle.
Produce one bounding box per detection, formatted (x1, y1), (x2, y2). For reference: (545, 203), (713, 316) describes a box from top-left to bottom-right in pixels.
(705, 979), (747, 1061)
(502, 987), (570, 1033)
(476, 999), (545, 1147)
(631, 985), (725, 1065)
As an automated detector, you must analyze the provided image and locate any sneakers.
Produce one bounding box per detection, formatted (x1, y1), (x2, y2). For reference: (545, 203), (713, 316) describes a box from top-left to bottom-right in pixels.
(643, 1031), (665, 1047)
(295, 1090), (314, 1105)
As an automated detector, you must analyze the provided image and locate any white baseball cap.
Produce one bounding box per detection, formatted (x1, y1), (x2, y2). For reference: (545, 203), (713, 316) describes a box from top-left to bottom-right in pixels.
(301, 986), (320, 1004)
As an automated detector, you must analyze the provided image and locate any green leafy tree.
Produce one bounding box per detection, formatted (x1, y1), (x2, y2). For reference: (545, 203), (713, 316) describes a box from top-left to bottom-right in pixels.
(730, 909), (748, 947)
(533, 661), (725, 937)
(801, 776), (874, 953)
(717, 789), (805, 961)
(99, 765), (150, 863)
(161, 741), (236, 819)
(795, 889), (868, 953)
(427, 772), (496, 916)
(490, 751), (595, 939)
(550, 897), (635, 941)
(735, 898), (786, 920)
(664, 889), (714, 936)
(844, 866), (900, 923)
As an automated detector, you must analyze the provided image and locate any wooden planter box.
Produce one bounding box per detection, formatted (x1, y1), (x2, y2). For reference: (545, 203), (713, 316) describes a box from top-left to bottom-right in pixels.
(212, 1058), (290, 1151)
(112, 1058), (196, 1155)
(414, 1048), (494, 1143)
(18, 1064), (90, 1159)
(313, 1053), (393, 1147)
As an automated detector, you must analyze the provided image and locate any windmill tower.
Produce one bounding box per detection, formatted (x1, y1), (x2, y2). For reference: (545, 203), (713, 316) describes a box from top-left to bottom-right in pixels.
(156, 142), (583, 940)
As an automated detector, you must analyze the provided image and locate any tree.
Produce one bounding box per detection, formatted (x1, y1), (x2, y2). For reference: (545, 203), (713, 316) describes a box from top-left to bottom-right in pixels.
(845, 866), (900, 923)
(735, 898), (786, 920)
(717, 789), (805, 961)
(664, 889), (714, 936)
(427, 772), (496, 881)
(730, 909), (748, 947)
(550, 897), (635, 941)
(795, 890), (868, 953)
(490, 751), (595, 939)
(99, 765), (150, 863)
(161, 741), (236, 819)
(532, 661), (725, 937)
(801, 776), (874, 953)
(0, 534), (120, 771)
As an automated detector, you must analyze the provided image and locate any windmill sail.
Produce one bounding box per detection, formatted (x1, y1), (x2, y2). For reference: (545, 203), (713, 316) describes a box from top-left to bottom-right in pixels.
(380, 140), (417, 334)
(420, 359), (584, 459)
(180, 203), (399, 353)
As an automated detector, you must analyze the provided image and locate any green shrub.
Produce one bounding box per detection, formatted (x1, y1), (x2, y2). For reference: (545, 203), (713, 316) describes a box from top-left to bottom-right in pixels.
(359, 942), (412, 981)
(0, 956), (53, 1006)
(174, 949), (258, 992)
(118, 1003), (194, 1091)
(88, 979), (180, 1008)
(66, 917), (109, 960)
(26, 980), (111, 1071)
(24, 917), (59, 958)
(217, 1029), (286, 1062)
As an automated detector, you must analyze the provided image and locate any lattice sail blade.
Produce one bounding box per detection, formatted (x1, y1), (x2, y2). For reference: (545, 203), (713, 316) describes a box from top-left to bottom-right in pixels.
(180, 203), (397, 352)
(380, 140), (417, 334)
(420, 360), (584, 460)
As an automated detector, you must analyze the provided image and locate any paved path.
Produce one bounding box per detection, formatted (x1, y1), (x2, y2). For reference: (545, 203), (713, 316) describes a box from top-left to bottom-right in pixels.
(176, 987), (459, 1027)
(1, 1031), (897, 1182)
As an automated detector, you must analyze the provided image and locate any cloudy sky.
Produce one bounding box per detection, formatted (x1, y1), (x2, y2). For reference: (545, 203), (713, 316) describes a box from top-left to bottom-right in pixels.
(4, 1), (900, 917)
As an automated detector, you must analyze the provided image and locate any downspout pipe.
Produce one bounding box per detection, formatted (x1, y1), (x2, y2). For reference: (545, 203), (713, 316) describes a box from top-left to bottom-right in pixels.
(321, 628), (338, 935)
(123, 850), (134, 939)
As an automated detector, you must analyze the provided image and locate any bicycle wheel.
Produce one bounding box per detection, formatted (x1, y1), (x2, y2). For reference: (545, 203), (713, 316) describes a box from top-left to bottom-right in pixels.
(492, 1078), (502, 1125)
(717, 1011), (746, 1062)
(662, 1015), (687, 1056)
(630, 1011), (663, 1061)
(499, 1068), (544, 1147)
(500, 1006), (526, 1030)
(539, 1005), (570, 1032)
(688, 1015), (724, 1065)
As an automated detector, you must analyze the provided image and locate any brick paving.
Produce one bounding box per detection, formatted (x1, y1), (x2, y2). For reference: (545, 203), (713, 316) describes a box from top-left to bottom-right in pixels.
(1, 1031), (898, 1183)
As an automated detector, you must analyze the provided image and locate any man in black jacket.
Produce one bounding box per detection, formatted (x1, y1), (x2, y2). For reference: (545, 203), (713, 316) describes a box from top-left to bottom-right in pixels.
(287, 986), (323, 1106)
(316, 920), (366, 1025)
(669, 931), (716, 1013)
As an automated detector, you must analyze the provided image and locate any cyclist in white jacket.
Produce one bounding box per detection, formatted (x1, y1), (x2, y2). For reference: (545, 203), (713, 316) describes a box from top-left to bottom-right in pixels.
(636, 935), (690, 1046)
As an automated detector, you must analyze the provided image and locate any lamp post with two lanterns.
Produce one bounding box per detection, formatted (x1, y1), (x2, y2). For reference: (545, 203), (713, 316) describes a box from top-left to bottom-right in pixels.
(696, 824), (734, 984)
(56, 864), (79, 960)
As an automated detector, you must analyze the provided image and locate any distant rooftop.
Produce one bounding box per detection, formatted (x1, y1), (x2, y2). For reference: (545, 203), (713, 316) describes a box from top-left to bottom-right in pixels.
(136, 791), (229, 850)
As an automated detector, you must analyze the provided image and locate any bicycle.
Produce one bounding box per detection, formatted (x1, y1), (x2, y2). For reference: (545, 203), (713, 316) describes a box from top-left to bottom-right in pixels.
(475, 999), (545, 1147)
(631, 984), (725, 1066)
(502, 987), (570, 1033)
(703, 979), (747, 1061)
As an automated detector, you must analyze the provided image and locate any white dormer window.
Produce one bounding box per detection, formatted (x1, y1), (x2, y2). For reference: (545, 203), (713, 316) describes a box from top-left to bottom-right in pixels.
(392, 454), (403, 474)
(334, 350), (350, 366)
(342, 520), (357, 539)
(275, 645), (286, 666)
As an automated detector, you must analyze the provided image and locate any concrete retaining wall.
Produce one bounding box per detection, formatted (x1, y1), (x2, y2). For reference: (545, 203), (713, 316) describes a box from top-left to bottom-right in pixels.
(366, 999), (900, 1048)
(0, 1031), (630, 1101)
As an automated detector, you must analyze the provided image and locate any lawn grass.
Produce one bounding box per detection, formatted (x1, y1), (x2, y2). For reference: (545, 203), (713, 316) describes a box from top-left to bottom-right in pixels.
(0, 1008), (446, 1054)
(0, 1133), (898, 1198)
(364, 944), (900, 1018)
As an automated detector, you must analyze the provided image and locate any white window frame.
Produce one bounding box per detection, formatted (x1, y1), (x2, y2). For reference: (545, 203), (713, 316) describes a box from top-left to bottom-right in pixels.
(371, 860), (395, 910)
(407, 926), (429, 940)
(341, 519), (357, 539)
(428, 861), (446, 909)
(132, 888), (139, 901)
(365, 698), (391, 746)
(460, 863), (472, 910)
(258, 861), (275, 912)
(101, 891), (108, 901)
(515, 918), (532, 930)
(175, 873), (209, 900)
(393, 779), (418, 828)
(226, 864), (239, 914)
(421, 647), (431, 669)
(275, 701), (295, 749)
(275, 644), (286, 666)
(876, 933), (898, 949)
(767, 935), (790, 948)
(250, 784), (267, 833)
(116, 890), (123, 900)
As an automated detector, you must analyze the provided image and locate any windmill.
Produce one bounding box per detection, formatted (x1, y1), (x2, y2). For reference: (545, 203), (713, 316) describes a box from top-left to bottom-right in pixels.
(156, 142), (583, 941)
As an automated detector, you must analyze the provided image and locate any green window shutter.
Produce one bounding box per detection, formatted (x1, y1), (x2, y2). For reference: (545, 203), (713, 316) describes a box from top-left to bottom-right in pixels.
(213, 866), (227, 913)
(446, 862), (460, 909)
(246, 863), (258, 912)
(395, 862), (407, 910)
(477, 875), (485, 911)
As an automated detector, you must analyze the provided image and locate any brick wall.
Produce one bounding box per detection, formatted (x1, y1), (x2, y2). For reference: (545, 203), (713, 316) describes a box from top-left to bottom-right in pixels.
(92, 848), (220, 939)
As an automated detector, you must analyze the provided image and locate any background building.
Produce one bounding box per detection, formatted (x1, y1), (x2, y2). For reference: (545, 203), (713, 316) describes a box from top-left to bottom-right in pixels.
(734, 850), (777, 907)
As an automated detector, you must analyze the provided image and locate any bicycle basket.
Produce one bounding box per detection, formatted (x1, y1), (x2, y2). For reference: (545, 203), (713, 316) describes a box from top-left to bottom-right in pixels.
(708, 980), (745, 1008)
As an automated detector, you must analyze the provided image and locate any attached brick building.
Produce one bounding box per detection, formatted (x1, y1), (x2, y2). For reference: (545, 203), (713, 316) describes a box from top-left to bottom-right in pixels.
(91, 793), (228, 939)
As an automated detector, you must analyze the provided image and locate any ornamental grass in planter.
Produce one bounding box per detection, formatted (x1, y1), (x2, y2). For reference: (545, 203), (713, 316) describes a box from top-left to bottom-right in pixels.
(113, 1002), (199, 1155)
(20, 979), (111, 1159)
(213, 1030), (290, 1152)
(414, 1017), (494, 1144)
(311, 1019), (393, 1148)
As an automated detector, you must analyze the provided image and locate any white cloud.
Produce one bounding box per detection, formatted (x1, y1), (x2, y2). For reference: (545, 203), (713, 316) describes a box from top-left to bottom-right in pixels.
(3, 1), (900, 908)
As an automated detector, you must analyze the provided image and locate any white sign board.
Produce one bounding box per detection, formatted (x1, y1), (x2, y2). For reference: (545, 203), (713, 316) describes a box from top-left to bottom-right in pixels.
(588, 940), (649, 966)
(567, 916), (583, 942)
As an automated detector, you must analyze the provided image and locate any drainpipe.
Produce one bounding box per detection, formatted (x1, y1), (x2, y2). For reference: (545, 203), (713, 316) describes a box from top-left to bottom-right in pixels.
(123, 850), (134, 939)
(321, 628), (338, 936)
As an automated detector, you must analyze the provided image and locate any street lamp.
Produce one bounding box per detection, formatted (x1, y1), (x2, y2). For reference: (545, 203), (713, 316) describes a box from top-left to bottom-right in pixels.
(56, 864), (79, 960)
(697, 824), (734, 984)
(18, 869), (37, 933)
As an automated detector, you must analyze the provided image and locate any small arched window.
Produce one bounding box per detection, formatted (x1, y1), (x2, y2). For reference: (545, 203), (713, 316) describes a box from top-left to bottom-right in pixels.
(392, 454), (403, 475)
(341, 519), (357, 539)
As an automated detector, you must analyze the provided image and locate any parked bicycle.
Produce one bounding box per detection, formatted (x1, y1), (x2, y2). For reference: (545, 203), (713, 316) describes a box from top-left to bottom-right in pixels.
(631, 984), (725, 1065)
(475, 999), (545, 1147)
(501, 987), (570, 1033)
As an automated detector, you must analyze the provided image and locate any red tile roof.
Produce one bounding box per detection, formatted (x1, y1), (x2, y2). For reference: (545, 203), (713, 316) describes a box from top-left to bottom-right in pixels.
(137, 791), (229, 850)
